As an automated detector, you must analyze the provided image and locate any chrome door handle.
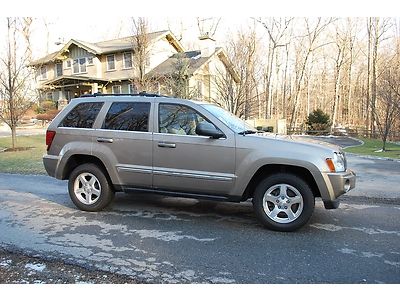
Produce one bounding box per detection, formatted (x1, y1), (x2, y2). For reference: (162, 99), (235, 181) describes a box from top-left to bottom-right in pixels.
(97, 137), (113, 143)
(158, 142), (176, 148)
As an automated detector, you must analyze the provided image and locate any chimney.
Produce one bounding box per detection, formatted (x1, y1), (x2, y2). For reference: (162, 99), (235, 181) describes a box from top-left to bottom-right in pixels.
(199, 34), (216, 58)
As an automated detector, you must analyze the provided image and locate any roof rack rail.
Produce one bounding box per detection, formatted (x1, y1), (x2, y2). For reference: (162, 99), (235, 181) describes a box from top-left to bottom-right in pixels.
(80, 92), (168, 98)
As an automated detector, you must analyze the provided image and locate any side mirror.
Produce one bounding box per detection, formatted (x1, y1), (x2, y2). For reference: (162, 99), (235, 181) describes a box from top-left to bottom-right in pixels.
(195, 122), (225, 139)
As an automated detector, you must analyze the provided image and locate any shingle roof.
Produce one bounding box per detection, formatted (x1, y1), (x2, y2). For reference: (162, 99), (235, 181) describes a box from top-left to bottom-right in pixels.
(148, 48), (222, 77)
(30, 30), (174, 66)
(29, 51), (59, 65)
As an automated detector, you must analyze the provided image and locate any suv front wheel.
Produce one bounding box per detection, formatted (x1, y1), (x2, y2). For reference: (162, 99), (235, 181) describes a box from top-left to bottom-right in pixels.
(68, 163), (114, 211)
(252, 173), (315, 232)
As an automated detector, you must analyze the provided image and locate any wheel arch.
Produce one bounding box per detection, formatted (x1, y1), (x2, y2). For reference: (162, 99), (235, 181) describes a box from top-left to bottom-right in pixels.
(242, 164), (321, 201)
(61, 154), (116, 189)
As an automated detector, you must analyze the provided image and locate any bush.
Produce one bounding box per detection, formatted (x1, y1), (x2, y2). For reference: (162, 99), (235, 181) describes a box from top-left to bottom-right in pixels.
(36, 109), (60, 122)
(306, 109), (331, 135)
(35, 100), (57, 114)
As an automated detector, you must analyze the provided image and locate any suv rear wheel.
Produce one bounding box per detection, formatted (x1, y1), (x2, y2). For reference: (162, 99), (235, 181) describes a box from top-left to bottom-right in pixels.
(68, 163), (114, 211)
(252, 173), (315, 232)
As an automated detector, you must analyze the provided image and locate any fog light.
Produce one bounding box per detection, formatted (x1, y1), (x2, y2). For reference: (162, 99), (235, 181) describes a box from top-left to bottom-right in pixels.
(344, 179), (350, 192)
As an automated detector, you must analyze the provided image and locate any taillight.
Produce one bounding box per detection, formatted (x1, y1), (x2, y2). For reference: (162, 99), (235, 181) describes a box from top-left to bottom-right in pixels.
(46, 130), (56, 151)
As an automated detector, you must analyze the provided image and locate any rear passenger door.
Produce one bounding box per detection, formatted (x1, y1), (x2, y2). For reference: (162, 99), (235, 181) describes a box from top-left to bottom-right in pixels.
(93, 101), (153, 188)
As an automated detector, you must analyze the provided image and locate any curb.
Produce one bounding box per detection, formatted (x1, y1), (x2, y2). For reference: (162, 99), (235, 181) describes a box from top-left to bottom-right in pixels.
(346, 152), (400, 162)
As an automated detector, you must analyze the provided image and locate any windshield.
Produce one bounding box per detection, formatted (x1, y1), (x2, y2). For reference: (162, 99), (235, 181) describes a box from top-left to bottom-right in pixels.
(202, 104), (256, 133)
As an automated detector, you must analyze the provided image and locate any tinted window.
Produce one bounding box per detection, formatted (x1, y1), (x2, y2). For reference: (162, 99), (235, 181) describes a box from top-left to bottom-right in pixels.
(103, 102), (150, 132)
(59, 102), (103, 128)
(159, 104), (211, 135)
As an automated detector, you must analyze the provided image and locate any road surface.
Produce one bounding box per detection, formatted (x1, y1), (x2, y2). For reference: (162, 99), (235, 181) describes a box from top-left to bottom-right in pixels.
(0, 154), (399, 283)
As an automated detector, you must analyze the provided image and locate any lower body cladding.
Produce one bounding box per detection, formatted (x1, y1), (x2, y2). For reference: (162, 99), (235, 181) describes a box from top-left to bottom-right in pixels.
(321, 170), (356, 209)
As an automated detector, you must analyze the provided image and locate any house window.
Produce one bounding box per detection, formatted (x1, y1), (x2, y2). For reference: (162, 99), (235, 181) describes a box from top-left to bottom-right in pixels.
(72, 58), (87, 74)
(123, 52), (132, 69)
(65, 60), (72, 69)
(197, 81), (203, 99)
(39, 65), (47, 80)
(79, 58), (86, 73)
(87, 57), (94, 65)
(128, 84), (136, 94)
(112, 85), (121, 94)
(107, 55), (115, 71)
(55, 63), (63, 77)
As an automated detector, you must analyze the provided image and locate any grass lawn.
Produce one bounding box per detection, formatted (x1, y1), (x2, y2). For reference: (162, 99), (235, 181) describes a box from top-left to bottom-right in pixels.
(345, 137), (400, 159)
(0, 135), (46, 174)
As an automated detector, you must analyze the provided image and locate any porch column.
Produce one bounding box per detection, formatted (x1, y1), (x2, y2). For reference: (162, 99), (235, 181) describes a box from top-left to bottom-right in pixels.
(92, 83), (99, 93)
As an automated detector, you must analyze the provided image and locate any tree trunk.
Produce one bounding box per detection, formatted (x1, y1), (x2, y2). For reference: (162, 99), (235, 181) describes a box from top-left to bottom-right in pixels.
(11, 125), (17, 149)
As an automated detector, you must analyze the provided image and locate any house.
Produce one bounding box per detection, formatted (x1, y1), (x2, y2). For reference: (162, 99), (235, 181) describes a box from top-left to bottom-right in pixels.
(148, 37), (240, 101)
(30, 30), (239, 108)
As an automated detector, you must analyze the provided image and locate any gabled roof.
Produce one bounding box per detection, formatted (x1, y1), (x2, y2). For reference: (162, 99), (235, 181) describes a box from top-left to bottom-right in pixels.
(30, 30), (184, 66)
(148, 48), (240, 83)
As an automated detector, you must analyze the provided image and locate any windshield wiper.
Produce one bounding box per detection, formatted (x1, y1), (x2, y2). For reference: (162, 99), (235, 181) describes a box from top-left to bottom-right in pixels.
(238, 130), (258, 135)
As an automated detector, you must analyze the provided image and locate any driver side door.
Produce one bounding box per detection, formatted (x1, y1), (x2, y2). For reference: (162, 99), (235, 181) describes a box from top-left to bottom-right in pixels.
(152, 103), (236, 197)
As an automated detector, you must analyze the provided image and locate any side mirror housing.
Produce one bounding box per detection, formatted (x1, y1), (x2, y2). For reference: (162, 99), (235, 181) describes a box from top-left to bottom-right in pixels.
(195, 122), (225, 139)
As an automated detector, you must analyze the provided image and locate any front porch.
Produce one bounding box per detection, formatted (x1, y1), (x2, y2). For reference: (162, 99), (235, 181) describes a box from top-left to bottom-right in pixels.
(38, 75), (109, 109)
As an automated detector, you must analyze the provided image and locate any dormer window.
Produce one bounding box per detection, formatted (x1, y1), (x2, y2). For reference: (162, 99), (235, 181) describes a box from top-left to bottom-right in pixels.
(72, 58), (87, 74)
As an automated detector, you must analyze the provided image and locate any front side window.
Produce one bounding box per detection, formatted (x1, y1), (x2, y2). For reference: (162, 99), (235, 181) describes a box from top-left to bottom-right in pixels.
(123, 52), (132, 69)
(107, 55), (115, 71)
(159, 104), (211, 136)
(103, 102), (150, 132)
(59, 102), (103, 128)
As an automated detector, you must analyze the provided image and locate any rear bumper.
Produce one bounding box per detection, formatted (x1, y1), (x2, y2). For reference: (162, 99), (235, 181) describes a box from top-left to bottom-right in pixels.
(43, 154), (59, 178)
(321, 169), (356, 209)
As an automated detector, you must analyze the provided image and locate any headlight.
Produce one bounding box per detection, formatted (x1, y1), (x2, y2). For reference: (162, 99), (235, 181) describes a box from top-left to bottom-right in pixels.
(326, 152), (346, 172)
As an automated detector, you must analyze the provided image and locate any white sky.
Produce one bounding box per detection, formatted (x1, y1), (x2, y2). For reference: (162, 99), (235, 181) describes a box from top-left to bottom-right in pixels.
(0, 0), (399, 60)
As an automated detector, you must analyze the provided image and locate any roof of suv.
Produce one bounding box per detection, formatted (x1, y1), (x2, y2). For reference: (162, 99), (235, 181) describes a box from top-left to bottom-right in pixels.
(75, 92), (207, 105)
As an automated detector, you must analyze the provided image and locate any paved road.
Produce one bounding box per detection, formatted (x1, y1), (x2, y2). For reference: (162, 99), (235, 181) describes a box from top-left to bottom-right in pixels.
(0, 126), (46, 138)
(0, 156), (399, 283)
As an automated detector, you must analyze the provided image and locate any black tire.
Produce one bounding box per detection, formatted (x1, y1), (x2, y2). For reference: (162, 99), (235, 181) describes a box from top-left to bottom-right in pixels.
(68, 163), (114, 212)
(252, 173), (315, 232)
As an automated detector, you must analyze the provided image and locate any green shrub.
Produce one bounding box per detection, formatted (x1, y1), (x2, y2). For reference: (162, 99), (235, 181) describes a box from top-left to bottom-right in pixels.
(306, 109), (331, 135)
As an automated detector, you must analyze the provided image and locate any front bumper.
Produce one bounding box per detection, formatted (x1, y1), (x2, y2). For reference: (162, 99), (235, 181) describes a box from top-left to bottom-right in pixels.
(322, 169), (356, 209)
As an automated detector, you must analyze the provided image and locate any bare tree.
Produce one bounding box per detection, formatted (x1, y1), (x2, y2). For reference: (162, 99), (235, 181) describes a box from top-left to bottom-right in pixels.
(162, 53), (198, 99)
(288, 17), (335, 132)
(0, 18), (36, 149)
(256, 17), (293, 119)
(213, 28), (259, 118)
(330, 22), (348, 131)
(374, 56), (400, 150)
(131, 17), (151, 92)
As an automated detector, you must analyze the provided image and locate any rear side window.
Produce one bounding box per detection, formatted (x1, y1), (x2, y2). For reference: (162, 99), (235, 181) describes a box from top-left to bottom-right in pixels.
(59, 102), (103, 128)
(102, 102), (150, 132)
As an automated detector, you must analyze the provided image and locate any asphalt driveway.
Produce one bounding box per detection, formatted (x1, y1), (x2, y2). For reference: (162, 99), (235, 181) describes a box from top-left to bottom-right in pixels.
(0, 152), (399, 283)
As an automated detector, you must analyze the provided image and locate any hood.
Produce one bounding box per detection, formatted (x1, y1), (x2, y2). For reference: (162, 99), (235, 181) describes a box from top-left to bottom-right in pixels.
(248, 132), (341, 153)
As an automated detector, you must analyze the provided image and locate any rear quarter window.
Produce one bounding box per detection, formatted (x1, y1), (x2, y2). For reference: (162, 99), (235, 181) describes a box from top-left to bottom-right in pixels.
(59, 102), (103, 128)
